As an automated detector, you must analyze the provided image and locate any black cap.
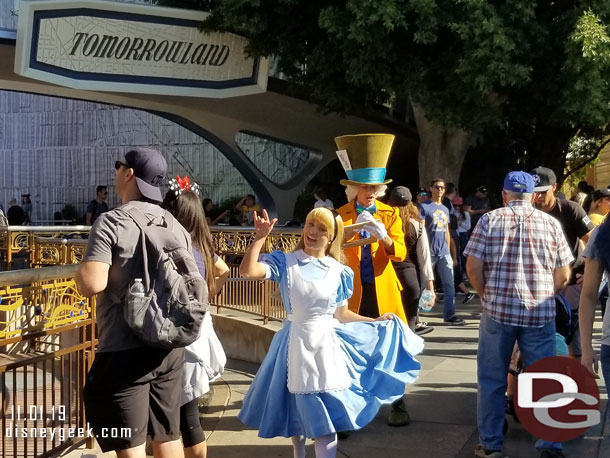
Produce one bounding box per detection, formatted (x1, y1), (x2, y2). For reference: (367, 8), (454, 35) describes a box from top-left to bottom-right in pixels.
(530, 166), (557, 192)
(593, 188), (610, 200)
(389, 186), (412, 206)
(125, 147), (167, 202)
(417, 187), (429, 196)
(477, 186), (488, 194)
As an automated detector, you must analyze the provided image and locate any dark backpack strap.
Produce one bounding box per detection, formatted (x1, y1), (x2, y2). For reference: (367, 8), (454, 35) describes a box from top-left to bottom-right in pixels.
(120, 203), (174, 232)
(115, 203), (156, 288)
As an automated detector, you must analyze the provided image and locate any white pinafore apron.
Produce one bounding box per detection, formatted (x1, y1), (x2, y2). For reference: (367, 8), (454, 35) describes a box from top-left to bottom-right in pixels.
(285, 253), (351, 394)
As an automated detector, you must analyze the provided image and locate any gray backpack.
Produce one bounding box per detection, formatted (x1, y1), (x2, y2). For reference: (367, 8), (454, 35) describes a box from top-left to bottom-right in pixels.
(120, 203), (209, 348)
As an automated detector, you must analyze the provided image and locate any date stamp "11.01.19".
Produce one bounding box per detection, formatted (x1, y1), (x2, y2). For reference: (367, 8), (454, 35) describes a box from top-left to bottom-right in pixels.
(6, 405), (66, 423)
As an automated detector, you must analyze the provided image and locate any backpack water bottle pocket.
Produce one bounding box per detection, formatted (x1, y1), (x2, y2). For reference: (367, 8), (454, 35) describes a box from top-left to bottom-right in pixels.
(125, 291), (152, 331)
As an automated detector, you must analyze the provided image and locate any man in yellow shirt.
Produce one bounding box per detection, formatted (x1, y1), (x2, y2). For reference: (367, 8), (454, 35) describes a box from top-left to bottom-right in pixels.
(236, 194), (261, 226)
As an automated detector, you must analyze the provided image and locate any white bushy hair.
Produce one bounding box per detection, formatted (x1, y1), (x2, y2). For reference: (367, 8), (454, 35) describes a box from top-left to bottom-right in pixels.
(345, 184), (388, 202)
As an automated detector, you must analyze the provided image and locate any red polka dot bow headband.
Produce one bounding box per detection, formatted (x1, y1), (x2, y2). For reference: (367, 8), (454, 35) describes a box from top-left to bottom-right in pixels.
(168, 175), (200, 196)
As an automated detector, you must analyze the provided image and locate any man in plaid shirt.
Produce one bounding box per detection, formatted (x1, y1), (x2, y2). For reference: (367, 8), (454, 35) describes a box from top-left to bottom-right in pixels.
(464, 171), (573, 458)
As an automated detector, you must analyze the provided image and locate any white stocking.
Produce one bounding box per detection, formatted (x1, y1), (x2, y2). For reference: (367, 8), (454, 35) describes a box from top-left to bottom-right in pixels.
(291, 435), (306, 458)
(314, 433), (337, 458)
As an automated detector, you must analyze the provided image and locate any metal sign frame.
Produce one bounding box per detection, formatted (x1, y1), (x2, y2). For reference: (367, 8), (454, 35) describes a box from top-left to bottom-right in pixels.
(15, 0), (268, 98)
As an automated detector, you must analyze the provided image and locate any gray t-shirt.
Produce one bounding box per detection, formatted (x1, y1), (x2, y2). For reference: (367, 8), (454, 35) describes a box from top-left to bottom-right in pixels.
(582, 227), (610, 346)
(83, 200), (191, 352)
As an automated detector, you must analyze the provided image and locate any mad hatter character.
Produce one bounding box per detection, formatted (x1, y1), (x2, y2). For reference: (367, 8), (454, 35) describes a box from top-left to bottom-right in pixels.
(335, 133), (412, 427)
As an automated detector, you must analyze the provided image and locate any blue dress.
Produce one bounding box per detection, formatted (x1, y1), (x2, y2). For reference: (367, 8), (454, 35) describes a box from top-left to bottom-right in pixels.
(238, 250), (423, 439)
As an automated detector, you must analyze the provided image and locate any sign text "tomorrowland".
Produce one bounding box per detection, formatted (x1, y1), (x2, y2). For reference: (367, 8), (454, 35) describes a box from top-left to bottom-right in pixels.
(68, 34), (230, 67)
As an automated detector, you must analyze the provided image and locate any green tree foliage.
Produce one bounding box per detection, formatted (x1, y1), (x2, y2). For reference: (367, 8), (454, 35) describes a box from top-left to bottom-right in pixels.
(159, 0), (610, 186)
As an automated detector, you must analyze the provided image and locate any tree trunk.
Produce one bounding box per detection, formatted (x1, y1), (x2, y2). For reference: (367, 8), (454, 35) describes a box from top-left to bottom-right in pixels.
(412, 102), (471, 187)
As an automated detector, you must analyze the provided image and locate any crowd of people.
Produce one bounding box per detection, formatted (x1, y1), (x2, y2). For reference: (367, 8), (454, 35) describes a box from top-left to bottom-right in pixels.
(0, 194), (32, 225)
(67, 135), (610, 458)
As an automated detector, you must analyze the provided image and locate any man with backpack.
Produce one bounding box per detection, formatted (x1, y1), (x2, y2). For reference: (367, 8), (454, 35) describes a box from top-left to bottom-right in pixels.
(76, 147), (203, 458)
(530, 166), (595, 359)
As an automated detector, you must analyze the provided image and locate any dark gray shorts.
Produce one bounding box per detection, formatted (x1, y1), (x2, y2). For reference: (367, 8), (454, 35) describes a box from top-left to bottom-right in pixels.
(83, 346), (184, 452)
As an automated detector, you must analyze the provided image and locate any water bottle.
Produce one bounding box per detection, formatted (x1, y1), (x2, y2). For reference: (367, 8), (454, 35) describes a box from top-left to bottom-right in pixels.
(418, 288), (435, 312)
(130, 278), (146, 297)
(126, 278), (147, 329)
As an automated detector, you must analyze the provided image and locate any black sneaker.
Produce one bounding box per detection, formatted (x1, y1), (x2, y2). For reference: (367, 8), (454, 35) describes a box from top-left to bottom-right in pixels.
(505, 396), (519, 422)
(444, 316), (465, 325)
(337, 431), (350, 440)
(539, 449), (565, 458)
(415, 322), (434, 336)
(463, 292), (476, 304)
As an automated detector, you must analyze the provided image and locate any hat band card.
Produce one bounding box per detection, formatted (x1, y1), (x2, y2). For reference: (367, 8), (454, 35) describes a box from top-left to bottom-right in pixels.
(336, 150), (352, 171)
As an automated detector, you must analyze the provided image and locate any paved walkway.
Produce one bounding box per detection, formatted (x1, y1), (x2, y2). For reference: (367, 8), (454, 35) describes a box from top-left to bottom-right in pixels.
(59, 298), (609, 458)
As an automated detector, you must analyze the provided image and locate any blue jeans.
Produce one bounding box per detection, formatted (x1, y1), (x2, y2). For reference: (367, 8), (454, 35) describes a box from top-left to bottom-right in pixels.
(601, 344), (610, 396)
(431, 254), (455, 320)
(477, 313), (561, 451)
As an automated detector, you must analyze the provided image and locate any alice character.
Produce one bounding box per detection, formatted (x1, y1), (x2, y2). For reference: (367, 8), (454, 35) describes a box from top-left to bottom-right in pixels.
(238, 207), (423, 458)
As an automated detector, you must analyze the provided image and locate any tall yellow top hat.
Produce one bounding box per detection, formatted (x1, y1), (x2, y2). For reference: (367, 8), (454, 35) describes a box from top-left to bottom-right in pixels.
(334, 133), (395, 186)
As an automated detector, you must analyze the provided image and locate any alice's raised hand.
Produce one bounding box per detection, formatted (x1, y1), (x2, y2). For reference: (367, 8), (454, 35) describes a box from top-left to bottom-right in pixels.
(253, 209), (278, 239)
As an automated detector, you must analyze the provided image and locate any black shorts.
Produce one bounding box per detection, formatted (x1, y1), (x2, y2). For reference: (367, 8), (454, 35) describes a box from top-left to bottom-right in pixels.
(83, 346), (184, 452)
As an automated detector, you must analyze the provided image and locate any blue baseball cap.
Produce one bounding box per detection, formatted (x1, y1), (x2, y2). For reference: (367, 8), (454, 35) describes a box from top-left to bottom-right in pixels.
(503, 171), (534, 193)
(125, 147), (167, 202)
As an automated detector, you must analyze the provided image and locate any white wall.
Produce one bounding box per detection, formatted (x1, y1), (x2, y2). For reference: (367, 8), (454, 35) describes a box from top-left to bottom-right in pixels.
(0, 90), (257, 221)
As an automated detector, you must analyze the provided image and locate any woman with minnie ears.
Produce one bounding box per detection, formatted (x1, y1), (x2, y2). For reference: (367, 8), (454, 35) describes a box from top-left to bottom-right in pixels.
(163, 176), (230, 458)
(238, 207), (423, 458)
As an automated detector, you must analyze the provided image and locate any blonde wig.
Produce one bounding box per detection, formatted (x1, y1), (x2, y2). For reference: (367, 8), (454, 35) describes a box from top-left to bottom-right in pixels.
(295, 207), (344, 263)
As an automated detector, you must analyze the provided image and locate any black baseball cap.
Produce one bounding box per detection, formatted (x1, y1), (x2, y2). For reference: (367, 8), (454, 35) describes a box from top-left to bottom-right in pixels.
(593, 188), (610, 200)
(389, 186), (412, 206)
(477, 186), (488, 194)
(125, 147), (167, 202)
(417, 187), (429, 196)
(530, 166), (557, 192)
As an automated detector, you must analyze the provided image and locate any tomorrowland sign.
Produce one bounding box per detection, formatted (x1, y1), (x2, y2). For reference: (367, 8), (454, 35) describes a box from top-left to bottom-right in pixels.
(14, 0), (268, 97)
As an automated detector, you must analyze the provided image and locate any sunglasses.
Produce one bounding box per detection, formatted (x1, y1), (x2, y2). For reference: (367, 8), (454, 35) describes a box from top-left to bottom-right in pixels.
(432, 185), (446, 189)
(115, 160), (130, 170)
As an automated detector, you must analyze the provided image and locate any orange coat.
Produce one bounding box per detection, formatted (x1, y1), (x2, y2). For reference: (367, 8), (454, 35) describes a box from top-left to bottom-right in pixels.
(337, 200), (407, 323)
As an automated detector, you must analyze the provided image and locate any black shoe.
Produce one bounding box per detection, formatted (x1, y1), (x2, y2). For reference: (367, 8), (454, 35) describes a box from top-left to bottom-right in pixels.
(539, 449), (565, 458)
(463, 292), (476, 304)
(336, 431), (350, 440)
(387, 401), (410, 426)
(505, 397), (519, 422)
(444, 316), (465, 325)
(415, 322), (434, 336)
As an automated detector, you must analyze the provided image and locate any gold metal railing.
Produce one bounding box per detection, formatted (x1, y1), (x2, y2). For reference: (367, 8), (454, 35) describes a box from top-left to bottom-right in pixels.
(210, 226), (299, 323)
(0, 226), (91, 270)
(0, 265), (95, 458)
(0, 225), (302, 324)
(214, 264), (286, 324)
(0, 225), (301, 269)
(0, 224), (302, 456)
